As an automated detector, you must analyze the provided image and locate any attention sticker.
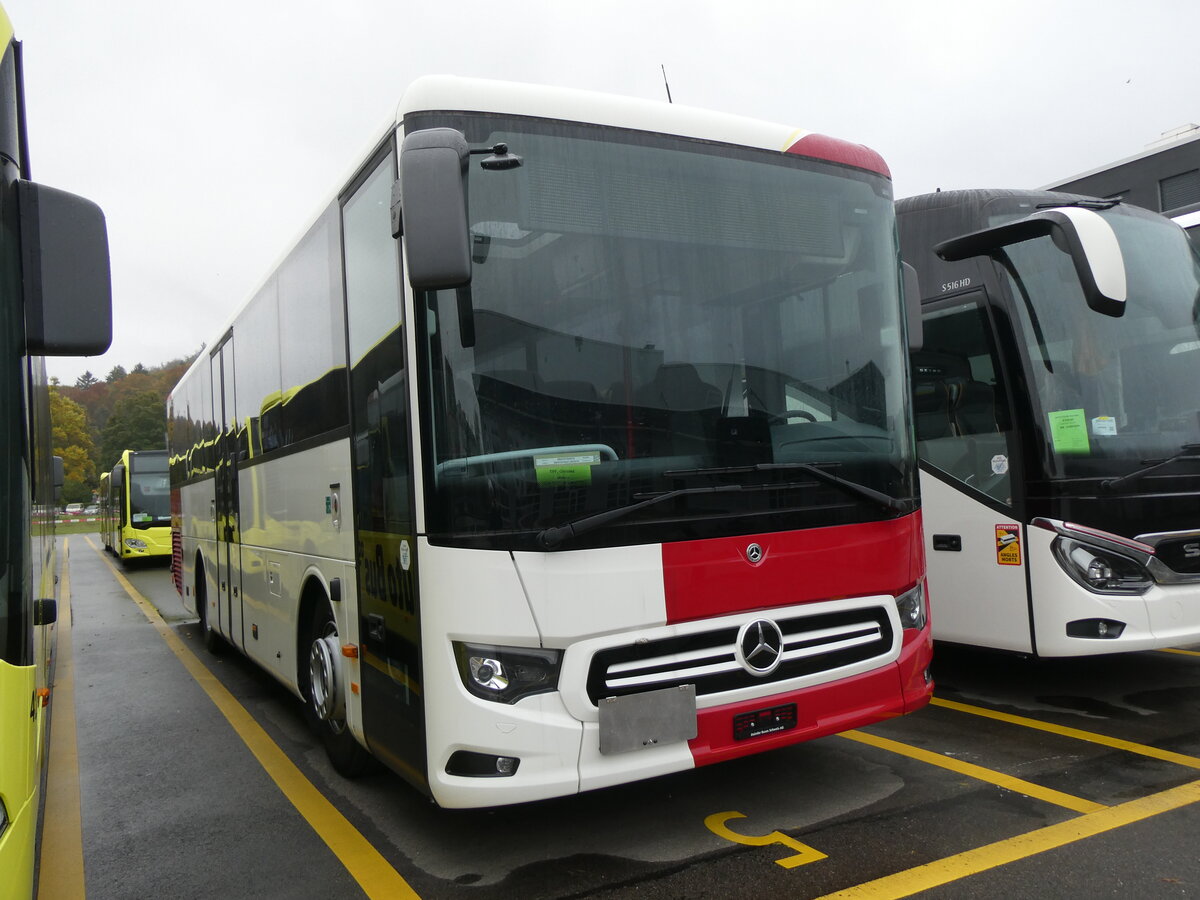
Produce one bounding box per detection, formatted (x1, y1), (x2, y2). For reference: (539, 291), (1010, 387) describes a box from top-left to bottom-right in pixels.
(996, 524), (1021, 566)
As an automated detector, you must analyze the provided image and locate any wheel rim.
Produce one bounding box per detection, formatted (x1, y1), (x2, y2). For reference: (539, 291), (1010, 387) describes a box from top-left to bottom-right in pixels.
(308, 623), (346, 729)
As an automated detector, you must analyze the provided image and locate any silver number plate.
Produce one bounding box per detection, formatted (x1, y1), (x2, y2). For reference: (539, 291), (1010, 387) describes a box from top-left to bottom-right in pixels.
(598, 684), (697, 755)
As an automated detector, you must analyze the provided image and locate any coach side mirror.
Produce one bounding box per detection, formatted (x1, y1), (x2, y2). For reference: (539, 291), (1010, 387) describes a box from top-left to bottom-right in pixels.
(934, 206), (1127, 318)
(902, 261), (922, 351)
(395, 127), (472, 290)
(19, 180), (113, 354)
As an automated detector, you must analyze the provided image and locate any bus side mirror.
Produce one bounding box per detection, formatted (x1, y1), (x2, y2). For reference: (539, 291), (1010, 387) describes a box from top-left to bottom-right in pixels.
(19, 180), (113, 355)
(395, 127), (472, 290)
(902, 261), (922, 351)
(934, 206), (1127, 318)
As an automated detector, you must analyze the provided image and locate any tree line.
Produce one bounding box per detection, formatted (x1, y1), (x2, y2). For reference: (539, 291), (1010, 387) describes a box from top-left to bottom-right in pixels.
(50, 353), (200, 505)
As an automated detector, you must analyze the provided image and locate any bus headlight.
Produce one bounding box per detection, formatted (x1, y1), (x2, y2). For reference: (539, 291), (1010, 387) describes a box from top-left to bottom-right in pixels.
(1052, 538), (1152, 595)
(895, 582), (927, 631)
(453, 642), (562, 704)
(124, 538), (147, 550)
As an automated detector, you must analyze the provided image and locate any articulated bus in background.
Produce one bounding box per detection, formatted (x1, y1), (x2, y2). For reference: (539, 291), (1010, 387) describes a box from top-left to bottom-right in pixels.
(899, 189), (1200, 656)
(169, 76), (931, 809)
(100, 449), (172, 564)
(0, 5), (112, 896)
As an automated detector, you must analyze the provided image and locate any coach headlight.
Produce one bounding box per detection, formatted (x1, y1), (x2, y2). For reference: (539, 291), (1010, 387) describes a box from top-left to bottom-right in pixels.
(1053, 538), (1152, 595)
(123, 538), (147, 551)
(895, 581), (927, 631)
(453, 642), (562, 704)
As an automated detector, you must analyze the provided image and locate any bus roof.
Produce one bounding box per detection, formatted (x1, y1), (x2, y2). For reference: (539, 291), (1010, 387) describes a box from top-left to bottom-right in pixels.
(395, 75), (889, 177)
(896, 187), (1090, 216)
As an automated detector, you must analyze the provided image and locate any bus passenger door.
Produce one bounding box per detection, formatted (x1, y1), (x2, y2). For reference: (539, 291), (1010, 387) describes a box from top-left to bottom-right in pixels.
(341, 146), (427, 785)
(914, 294), (1032, 652)
(212, 336), (244, 650)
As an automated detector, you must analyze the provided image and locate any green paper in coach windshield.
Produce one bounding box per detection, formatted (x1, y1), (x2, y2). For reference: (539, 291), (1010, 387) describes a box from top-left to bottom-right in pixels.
(1047, 408), (1091, 454)
(534, 451), (602, 485)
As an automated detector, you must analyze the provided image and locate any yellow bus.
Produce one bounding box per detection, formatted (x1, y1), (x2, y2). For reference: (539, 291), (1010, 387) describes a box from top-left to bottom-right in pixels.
(101, 450), (172, 563)
(0, 6), (111, 896)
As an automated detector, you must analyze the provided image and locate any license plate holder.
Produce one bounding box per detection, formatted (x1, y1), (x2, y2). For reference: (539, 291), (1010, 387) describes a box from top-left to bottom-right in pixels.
(598, 685), (697, 755)
(733, 703), (798, 741)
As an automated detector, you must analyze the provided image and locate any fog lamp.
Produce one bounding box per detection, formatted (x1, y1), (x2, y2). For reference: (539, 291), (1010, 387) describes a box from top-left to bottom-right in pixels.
(446, 750), (521, 777)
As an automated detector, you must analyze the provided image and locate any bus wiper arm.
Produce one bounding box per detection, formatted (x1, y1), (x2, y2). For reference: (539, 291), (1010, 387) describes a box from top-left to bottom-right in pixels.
(666, 462), (909, 514)
(537, 483), (774, 550)
(755, 463), (909, 514)
(1101, 443), (1200, 493)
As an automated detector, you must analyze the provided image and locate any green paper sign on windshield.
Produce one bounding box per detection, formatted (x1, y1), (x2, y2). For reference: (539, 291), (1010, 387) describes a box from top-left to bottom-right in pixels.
(1048, 409), (1091, 455)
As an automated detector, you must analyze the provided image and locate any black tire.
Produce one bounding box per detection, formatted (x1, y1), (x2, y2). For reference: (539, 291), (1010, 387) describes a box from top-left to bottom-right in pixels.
(302, 600), (375, 777)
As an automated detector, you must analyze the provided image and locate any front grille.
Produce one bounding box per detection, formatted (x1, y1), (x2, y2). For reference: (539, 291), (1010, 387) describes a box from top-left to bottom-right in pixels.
(1152, 537), (1200, 575)
(585, 607), (893, 705)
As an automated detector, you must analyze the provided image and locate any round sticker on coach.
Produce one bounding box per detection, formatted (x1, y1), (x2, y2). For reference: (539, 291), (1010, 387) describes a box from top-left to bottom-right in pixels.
(991, 454), (1009, 475)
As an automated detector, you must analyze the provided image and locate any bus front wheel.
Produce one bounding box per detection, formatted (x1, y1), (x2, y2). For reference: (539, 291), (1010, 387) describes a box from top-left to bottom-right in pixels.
(303, 600), (374, 777)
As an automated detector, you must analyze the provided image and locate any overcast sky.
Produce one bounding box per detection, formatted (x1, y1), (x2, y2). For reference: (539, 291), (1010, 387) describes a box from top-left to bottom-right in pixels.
(7, 0), (1197, 385)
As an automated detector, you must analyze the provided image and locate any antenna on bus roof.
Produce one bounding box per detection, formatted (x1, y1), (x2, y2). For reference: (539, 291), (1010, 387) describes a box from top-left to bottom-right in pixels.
(661, 65), (673, 104)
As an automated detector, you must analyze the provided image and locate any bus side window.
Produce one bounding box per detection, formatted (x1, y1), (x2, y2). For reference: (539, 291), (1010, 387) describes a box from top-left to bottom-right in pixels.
(913, 297), (1014, 503)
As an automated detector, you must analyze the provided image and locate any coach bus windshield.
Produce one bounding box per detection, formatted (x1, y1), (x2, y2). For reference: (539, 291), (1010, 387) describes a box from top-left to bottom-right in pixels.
(128, 453), (171, 528)
(998, 202), (1200, 484)
(413, 114), (915, 550)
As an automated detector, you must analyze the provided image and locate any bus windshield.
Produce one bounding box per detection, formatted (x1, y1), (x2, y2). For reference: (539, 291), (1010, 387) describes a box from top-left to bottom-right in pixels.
(128, 454), (171, 528)
(415, 115), (915, 549)
(998, 203), (1200, 482)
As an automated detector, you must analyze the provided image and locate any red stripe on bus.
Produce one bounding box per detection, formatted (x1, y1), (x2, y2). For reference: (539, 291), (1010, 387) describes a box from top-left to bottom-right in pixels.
(688, 630), (931, 767)
(786, 133), (891, 178)
(661, 512), (923, 624)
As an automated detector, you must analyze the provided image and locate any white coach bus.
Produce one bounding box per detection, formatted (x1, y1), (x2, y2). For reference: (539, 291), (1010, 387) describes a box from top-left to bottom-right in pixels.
(900, 189), (1200, 656)
(168, 76), (932, 808)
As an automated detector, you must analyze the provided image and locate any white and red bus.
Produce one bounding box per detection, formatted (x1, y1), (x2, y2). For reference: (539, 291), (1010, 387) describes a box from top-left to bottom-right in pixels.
(168, 76), (931, 808)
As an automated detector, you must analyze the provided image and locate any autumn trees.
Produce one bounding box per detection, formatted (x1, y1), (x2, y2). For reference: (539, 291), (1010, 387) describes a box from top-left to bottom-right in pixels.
(50, 354), (195, 505)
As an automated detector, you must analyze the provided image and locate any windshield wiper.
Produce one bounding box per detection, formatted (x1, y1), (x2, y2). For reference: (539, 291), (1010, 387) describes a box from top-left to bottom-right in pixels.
(537, 483), (777, 549)
(669, 462), (909, 515)
(536, 463), (910, 549)
(1101, 443), (1200, 494)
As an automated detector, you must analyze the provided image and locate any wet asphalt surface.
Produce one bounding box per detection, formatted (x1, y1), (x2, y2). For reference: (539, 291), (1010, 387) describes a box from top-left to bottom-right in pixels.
(59, 536), (1200, 898)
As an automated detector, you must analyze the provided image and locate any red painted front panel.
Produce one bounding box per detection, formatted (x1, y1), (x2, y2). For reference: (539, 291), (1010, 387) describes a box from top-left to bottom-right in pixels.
(661, 513), (923, 624)
(663, 512), (933, 766)
(690, 626), (932, 766)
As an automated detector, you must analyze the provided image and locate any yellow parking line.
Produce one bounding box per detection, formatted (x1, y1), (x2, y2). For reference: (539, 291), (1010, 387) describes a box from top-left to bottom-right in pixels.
(85, 537), (419, 900)
(1160, 647), (1200, 657)
(931, 697), (1200, 769)
(840, 730), (1105, 814)
(38, 539), (85, 899)
(814, 777), (1200, 899)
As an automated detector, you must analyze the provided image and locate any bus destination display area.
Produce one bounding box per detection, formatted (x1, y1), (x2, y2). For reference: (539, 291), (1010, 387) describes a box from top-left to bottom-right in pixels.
(46, 539), (1200, 899)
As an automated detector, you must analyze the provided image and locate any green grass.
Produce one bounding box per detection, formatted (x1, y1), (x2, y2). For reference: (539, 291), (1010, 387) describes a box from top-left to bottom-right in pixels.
(54, 520), (103, 535)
